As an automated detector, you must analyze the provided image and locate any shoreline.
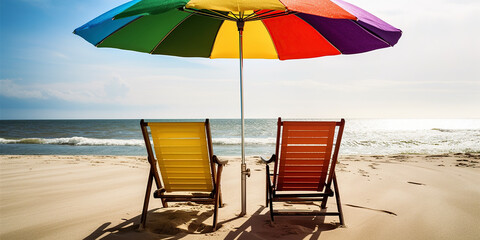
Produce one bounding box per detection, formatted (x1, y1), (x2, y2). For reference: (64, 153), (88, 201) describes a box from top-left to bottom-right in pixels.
(1, 151), (479, 157)
(1, 154), (479, 239)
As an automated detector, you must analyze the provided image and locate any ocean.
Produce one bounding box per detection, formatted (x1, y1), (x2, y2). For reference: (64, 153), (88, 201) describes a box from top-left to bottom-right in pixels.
(0, 119), (479, 156)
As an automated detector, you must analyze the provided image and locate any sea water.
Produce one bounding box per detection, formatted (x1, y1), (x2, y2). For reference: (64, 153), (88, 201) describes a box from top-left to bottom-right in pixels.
(0, 119), (479, 156)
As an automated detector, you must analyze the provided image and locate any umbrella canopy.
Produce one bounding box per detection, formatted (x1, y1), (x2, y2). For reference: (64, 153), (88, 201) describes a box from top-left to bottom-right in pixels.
(74, 0), (401, 60)
(74, 0), (401, 217)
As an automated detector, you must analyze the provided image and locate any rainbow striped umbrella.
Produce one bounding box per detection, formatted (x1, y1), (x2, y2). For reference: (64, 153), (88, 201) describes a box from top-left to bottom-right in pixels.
(74, 0), (402, 215)
(74, 0), (401, 59)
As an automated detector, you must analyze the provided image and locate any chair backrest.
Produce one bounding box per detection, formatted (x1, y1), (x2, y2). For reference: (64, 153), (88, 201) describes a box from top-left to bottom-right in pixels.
(273, 118), (345, 192)
(142, 120), (215, 193)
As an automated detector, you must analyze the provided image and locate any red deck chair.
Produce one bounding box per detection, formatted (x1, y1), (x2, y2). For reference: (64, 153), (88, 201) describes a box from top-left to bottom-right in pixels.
(263, 118), (345, 225)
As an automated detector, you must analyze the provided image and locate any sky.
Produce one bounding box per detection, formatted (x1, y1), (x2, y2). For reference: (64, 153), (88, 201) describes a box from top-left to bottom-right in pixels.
(0, 0), (479, 120)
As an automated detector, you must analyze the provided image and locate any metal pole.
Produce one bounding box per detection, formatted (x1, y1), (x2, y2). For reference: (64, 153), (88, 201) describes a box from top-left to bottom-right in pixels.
(237, 19), (250, 216)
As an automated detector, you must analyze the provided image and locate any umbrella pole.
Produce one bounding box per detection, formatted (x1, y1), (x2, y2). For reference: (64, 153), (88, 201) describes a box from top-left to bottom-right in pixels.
(238, 19), (250, 216)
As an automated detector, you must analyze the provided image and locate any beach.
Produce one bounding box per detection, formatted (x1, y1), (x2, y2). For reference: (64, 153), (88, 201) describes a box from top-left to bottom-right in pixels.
(1, 154), (479, 240)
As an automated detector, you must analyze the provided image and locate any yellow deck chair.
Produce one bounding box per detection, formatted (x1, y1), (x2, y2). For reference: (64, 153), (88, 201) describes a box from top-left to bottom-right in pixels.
(139, 119), (227, 230)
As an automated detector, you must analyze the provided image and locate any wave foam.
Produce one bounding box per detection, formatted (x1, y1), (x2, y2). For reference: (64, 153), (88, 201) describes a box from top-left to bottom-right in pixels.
(0, 137), (277, 147)
(213, 137), (276, 145)
(0, 137), (144, 146)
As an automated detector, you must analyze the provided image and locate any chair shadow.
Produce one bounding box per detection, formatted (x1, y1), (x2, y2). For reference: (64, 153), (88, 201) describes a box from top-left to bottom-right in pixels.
(222, 206), (341, 240)
(84, 205), (341, 240)
(83, 206), (217, 240)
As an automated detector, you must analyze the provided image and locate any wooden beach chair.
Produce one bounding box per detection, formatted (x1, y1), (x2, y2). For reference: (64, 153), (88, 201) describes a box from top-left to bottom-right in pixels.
(263, 118), (346, 225)
(139, 119), (227, 230)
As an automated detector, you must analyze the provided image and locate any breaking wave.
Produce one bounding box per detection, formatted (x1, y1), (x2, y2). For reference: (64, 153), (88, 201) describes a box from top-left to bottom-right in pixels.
(0, 137), (277, 147)
(0, 137), (144, 146)
(212, 137), (276, 145)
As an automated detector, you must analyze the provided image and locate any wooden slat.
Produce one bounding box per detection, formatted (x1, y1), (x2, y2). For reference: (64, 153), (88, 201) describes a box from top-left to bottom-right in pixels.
(153, 138), (206, 146)
(164, 186), (213, 192)
(279, 185), (320, 190)
(157, 192), (212, 198)
(282, 137), (329, 145)
(159, 160), (207, 165)
(154, 146), (203, 154)
(153, 131), (204, 138)
(280, 171), (327, 177)
(161, 168), (210, 173)
(163, 173), (211, 179)
(283, 145), (329, 153)
(281, 182), (326, 188)
(284, 129), (330, 138)
(160, 170), (212, 175)
(279, 179), (320, 184)
(278, 181), (319, 187)
(282, 161), (327, 167)
(283, 124), (336, 131)
(156, 154), (206, 160)
(159, 165), (210, 169)
(165, 177), (211, 181)
(278, 165), (327, 173)
(280, 174), (326, 179)
(281, 164), (325, 169)
(282, 160), (326, 165)
(148, 122), (204, 130)
(165, 179), (211, 186)
(283, 152), (327, 159)
(166, 180), (211, 185)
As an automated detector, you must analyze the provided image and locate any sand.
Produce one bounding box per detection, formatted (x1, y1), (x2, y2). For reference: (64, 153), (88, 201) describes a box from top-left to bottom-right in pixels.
(1, 154), (479, 240)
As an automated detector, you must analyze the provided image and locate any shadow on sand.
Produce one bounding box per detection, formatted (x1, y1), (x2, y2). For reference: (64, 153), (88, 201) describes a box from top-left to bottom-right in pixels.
(84, 206), (341, 240)
(222, 207), (341, 240)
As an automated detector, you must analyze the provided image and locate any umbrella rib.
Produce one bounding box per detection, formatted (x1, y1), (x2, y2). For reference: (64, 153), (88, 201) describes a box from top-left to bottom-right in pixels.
(182, 8), (237, 21)
(246, 11), (296, 22)
(349, 20), (394, 47)
(294, 14), (343, 55)
(149, 14), (194, 54)
(182, 8), (294, 22)
(242, 11), (259, 20)
(208, 9), (239, 21)
(95, 16), (143, 47)
(244, 10), (275, 21)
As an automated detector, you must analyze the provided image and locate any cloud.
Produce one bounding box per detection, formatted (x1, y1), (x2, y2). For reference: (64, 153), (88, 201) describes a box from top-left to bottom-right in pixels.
(0, 80), (46, 99)
(0, 78), (131, 104)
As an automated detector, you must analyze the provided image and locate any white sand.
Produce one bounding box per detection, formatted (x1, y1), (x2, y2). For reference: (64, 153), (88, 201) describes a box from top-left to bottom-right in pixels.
(1, 154), (479, 239)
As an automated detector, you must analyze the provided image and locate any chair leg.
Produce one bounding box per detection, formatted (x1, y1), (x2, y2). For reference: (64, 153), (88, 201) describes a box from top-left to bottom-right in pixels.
(269, 191), (274, 222)
(266, 170), (269, 207)
(219, 188), (223, 208)
(140, 170), (154, 229)
(268, 184), (275, 222)
(333, 173), (345, 226)
(320, 185), (331, 209)
(213, 164), (224, 230)
(161, 199), (168, 208)
(213, 190), (219, 231)
(320, 195), (329, 209)
(156, 188), (168, 208)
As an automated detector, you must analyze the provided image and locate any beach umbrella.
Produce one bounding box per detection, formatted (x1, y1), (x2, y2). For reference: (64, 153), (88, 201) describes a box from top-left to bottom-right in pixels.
(74, 0), (402, 216)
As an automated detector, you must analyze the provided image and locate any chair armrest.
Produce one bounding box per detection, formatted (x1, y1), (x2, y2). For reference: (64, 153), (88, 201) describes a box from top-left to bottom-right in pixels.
(213, 155), (228, 166)
(261, 154), (276, 164)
